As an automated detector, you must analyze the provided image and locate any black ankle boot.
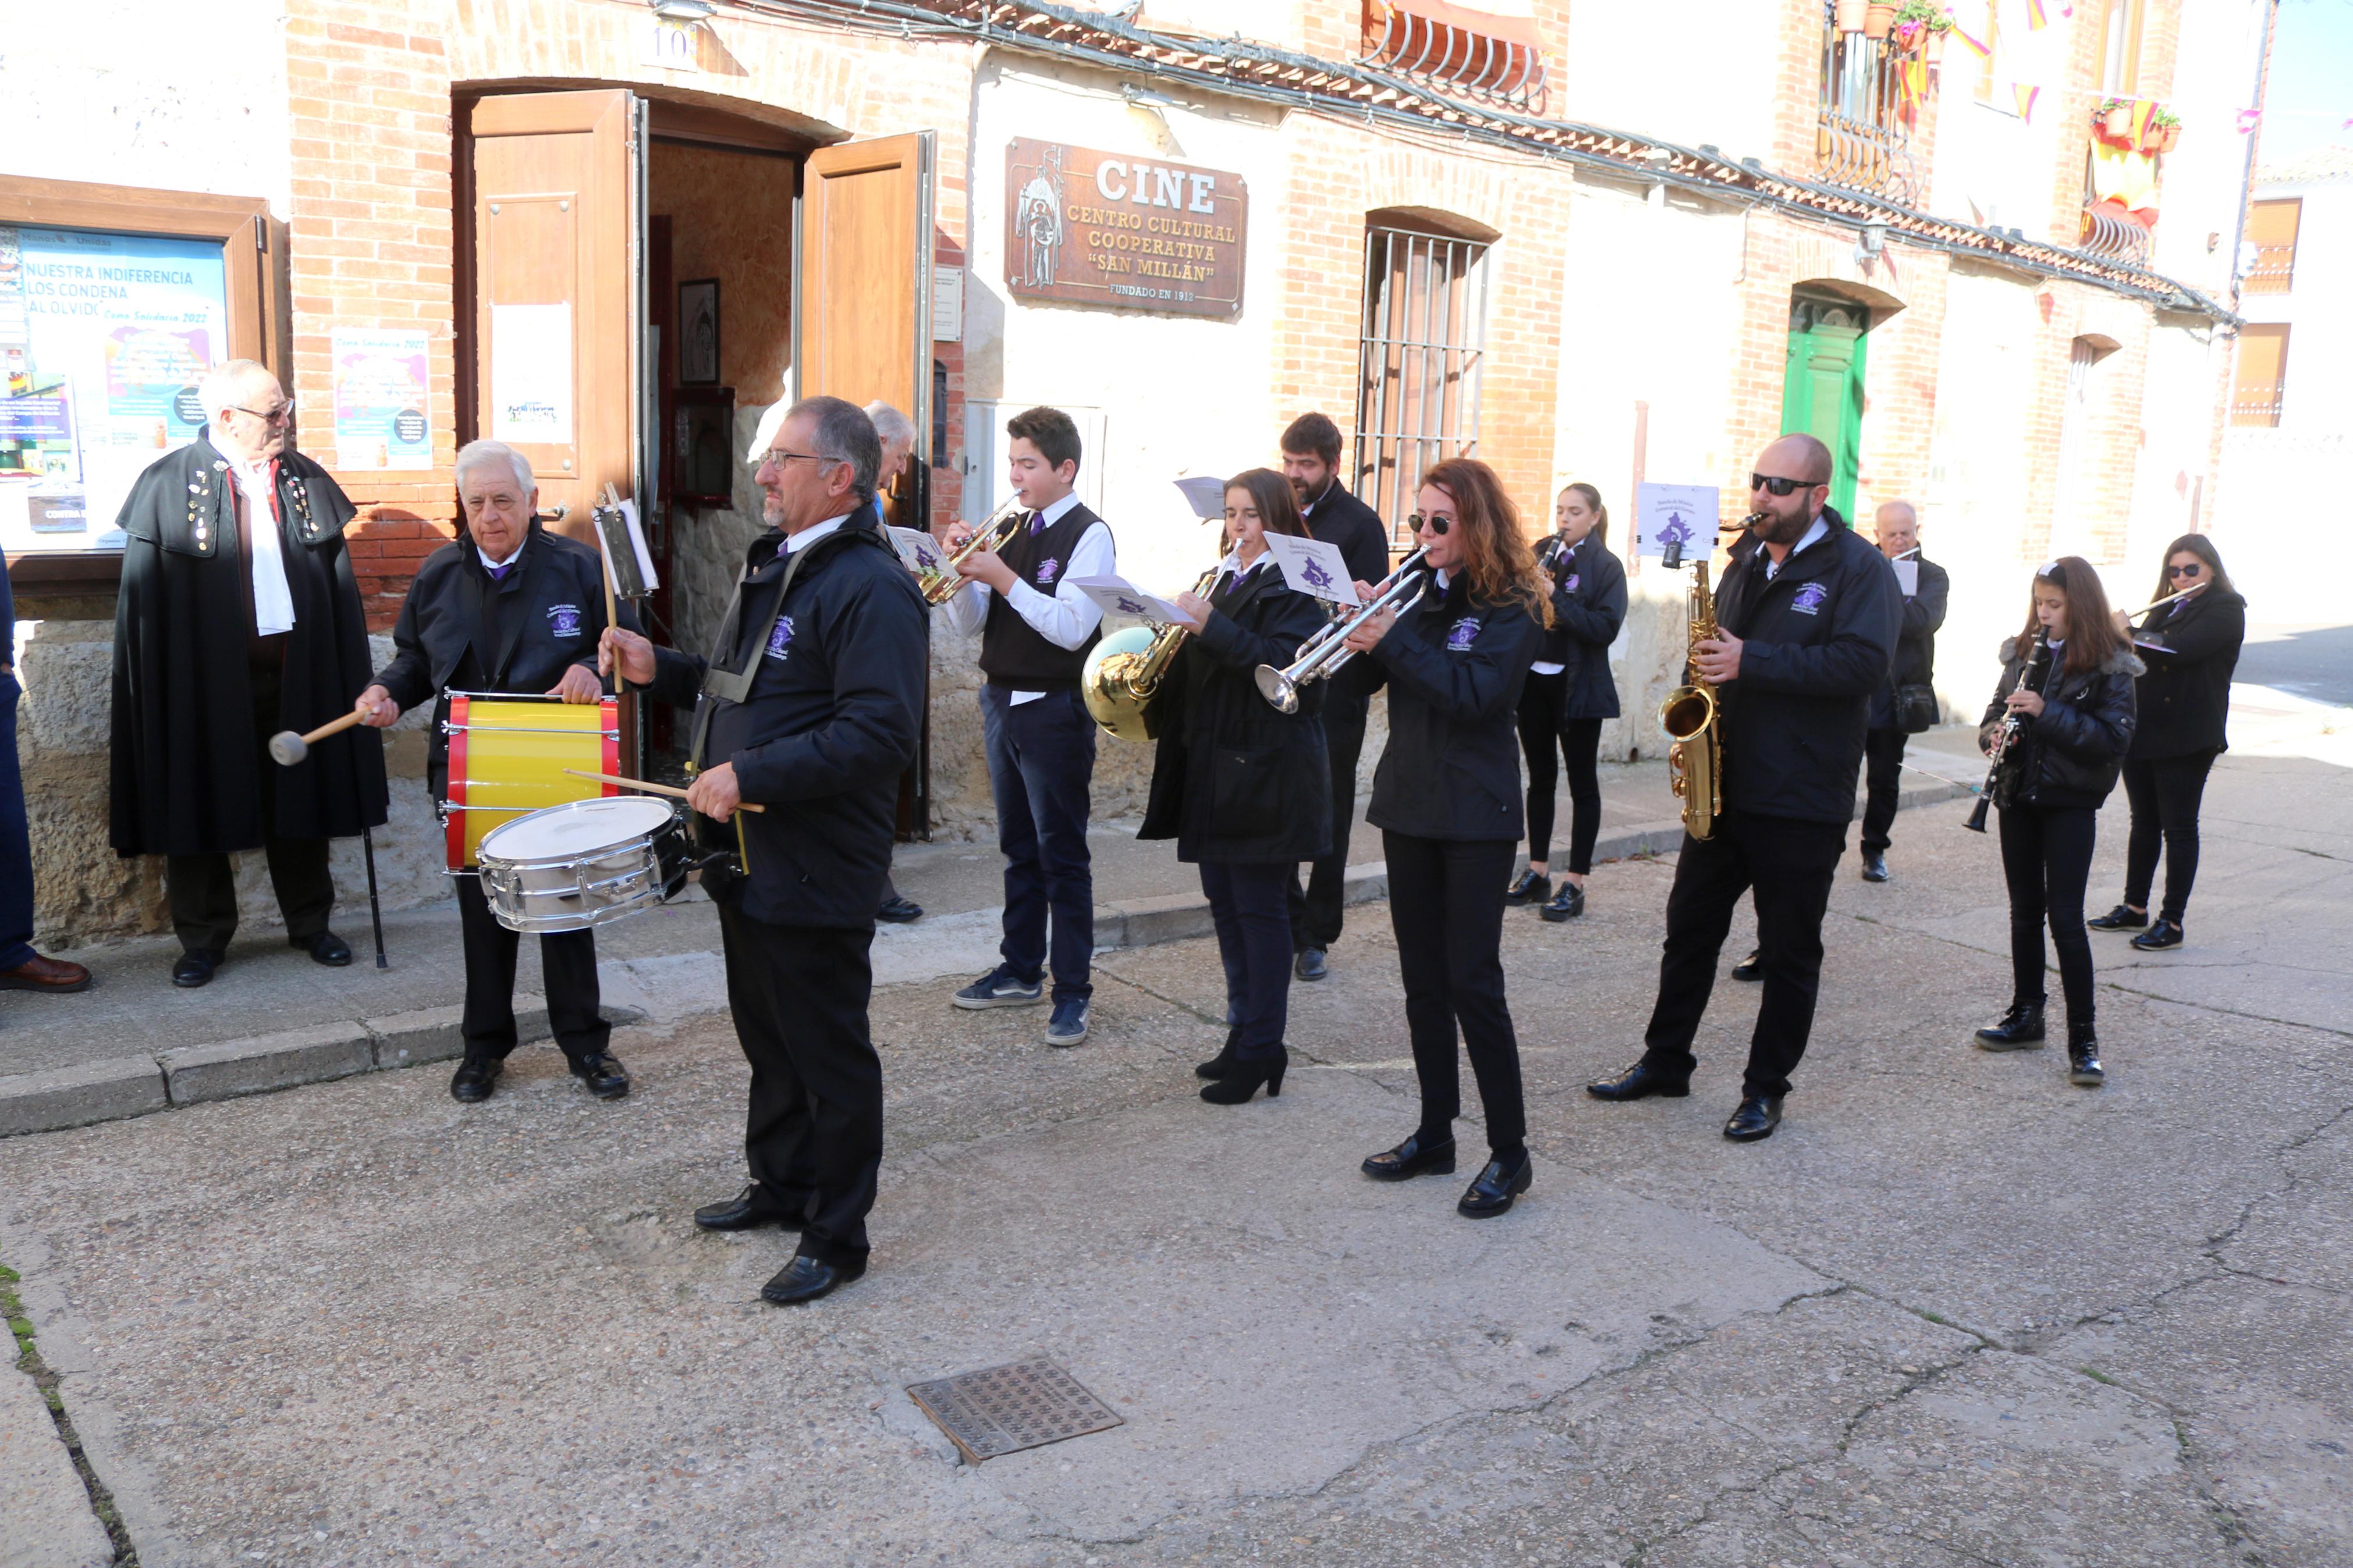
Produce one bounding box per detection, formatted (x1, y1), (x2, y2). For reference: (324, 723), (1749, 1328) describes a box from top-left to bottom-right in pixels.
(1974, 1001), (2047, 1051)
(1200, 1047), (1286, 1104)
(1195, 1027), (1242, 1080)
(2067, 1022), (2104, 1086)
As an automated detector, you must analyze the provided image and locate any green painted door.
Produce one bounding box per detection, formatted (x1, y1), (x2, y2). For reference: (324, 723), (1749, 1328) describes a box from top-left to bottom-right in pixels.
(1783, 293), (1869, 521)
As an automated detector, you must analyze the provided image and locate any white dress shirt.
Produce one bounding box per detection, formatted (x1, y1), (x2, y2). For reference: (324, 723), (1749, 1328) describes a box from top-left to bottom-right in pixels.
(476, 540), (526, 575)
(939, 490), (1115, 705)
(1762, 515), (1832, 581)
(221, 447), (297, 635)
(783, 514), (852, 554)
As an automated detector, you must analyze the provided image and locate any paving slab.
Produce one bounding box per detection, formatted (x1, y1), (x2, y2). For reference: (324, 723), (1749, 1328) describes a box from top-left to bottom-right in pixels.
(0, 1055), (166, 1137)
(0, 1359), (111, 1568)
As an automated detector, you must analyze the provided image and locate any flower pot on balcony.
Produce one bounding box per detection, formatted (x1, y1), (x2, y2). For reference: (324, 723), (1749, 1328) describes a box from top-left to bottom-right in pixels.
(1864, 3), (1897, 40)
(2102, 104), (2134, 139)
(1836, 0), (1869, 31)
(2153, 123), (2180, 154)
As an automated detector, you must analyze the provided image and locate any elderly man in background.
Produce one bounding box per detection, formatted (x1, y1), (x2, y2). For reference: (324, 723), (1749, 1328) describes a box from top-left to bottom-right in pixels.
(863, 399), (927, 926)
(109, 360), (386, 988)
(1857, 500), (1948, 882)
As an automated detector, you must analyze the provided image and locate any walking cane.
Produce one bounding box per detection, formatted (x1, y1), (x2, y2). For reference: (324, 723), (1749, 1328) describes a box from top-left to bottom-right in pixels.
(362, 824), (388, 970)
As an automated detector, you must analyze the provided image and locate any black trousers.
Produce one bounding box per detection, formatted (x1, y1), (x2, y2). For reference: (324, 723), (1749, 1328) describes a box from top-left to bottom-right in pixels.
(455, 875), (607, 1064)
(718, 904), (883, 1264)
(1201, 860), (1293, 1061)
(981, 685), (1095, 1002)
(2121, 751), (2217, 923)
(1641, 810), (1847, 1099)
(1289, 706), (1367, 951)
(1859, 727), (1908, 855)
(1999, 802), (2099, 1029)
(1516, 675), (1603, 875)
(164, 663), (333, 954)
(1383, 831), (1526, 1155)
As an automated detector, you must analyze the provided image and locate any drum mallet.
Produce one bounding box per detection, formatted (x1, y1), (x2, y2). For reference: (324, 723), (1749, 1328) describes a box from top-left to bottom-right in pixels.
(269, 705), (391, 969)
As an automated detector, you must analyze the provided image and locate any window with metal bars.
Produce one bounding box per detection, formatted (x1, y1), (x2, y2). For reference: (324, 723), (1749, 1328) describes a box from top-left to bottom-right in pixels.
(1351, 225), (1492, 547)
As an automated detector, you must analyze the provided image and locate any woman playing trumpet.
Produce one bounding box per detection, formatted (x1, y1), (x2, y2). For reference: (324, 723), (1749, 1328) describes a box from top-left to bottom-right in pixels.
(1341, 460), (1549, 1217)
(1138, 469), (1333, 1104)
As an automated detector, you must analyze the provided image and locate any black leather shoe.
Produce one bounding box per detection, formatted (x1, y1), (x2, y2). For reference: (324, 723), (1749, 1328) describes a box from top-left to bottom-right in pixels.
(1539, 883), (1585, 922)
(760, 1252), (867, 1305)
(1361, 1130), (1457, 1181)
(2067, 1025), (2106, 1087)
(1723, 1095), (1783, 1142)
(1200, 1048), (1286, 1104)
(291, 930), (352, 966)
(570, 1052), (631, 1099)
(1730, 949), (1762, 982)
(171, 948), (222, 989)
(2086, 904), (2149, 931)
(694, 1183), (804, 1232)
(1861, 851), (1890, 883)
(1974, 1002), (2047, 1051)
(1586, 1058), (1691, 1100)
(1504, 869), (1549, 906)
(876, 895), (924, 925)
(450, 1057), (502, 1104)
(1457, 1151), (1533, 1217)
(1294, 947), (1328, 982)
(2130, 919), (2184, 951)
(1195, 1027), (1242, 1080)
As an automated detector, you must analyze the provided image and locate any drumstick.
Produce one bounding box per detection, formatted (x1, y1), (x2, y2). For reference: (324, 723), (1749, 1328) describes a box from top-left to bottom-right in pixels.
(268, 706), (368, 767)
(562, 767), (765, 813)
(597, 485), (622, 687)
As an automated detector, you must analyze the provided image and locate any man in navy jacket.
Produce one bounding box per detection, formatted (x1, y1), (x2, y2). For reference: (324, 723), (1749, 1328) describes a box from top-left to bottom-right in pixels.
(604, 397), (926, 1306)
(1588, 434), (1899, 1142)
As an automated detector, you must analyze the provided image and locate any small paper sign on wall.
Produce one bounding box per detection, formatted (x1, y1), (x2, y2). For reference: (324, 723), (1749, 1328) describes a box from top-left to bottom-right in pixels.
(1634, 483), (1720, 561)
(490, 303), (573, 446)
(330, 328), (432, 471)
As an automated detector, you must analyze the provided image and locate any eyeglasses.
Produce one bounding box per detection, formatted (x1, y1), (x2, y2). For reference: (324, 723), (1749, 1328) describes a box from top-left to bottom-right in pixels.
(758, 449), (844, 472)
(2167, 563), (2203, 578)
(1749, 472), (1819, 497)
(1404, 511), (1452, 535)
(230, 402), (296, 426)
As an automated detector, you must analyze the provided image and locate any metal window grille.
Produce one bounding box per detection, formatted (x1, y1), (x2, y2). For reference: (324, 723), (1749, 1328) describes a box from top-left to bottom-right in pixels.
(1352, 227), (1491, 547)
(1359, 3), (1548, 114)
(1816, 3), (1919, 203)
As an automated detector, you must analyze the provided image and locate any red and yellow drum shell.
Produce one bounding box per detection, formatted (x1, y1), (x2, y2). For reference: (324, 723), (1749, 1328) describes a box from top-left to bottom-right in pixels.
(443, 695), (620, 871)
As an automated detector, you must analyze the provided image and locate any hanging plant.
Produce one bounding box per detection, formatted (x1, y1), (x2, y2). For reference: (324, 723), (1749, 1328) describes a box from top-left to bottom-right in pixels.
(2145, 106), (2182, 154)
(1864, 2), (1899, 40)
(1836, 0), (1870, 32)
(2096, 97), (2135, 141)
(1891, 2), (1953, 58)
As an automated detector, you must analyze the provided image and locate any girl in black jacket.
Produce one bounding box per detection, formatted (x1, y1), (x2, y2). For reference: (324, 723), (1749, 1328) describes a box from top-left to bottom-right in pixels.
(1343, 458), (1548, 1218)
(1139, 469), (1333, 1105)
(2087, 535), (2245, 952)
(1508, 482), (1627, 922)
(1973, 558), (2141, 1087)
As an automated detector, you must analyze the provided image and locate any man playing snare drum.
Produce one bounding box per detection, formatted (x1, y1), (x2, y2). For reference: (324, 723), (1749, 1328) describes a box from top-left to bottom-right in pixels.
(357, 440), (637, 1105)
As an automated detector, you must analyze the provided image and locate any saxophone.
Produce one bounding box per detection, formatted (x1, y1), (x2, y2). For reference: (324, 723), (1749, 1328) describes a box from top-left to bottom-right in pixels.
(1658, 561), (1724, 842)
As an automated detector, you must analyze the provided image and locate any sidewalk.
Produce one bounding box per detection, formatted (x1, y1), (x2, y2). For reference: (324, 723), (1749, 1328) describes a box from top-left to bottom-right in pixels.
(0, 732), (1979, 1137)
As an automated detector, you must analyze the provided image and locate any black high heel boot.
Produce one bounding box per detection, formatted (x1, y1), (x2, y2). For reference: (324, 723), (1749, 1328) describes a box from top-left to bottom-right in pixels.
(1195, 1027), (1242, 1080)
(1974, 1001), (2046, 1051)
(1200, 1047), (1287, 1104)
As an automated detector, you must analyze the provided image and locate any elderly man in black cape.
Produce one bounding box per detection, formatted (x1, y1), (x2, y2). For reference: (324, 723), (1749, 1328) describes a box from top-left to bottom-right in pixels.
(110, 359), (388, 987)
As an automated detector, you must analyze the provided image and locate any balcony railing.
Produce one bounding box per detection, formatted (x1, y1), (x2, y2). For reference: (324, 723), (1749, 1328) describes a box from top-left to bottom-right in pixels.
(2242, 243), (2295, 294)
(2079, 201), (2152, 267)
(1816, 5), (1919, 203)
(2229, 392), (2284, 428)
(1361, 0), (1548, 113)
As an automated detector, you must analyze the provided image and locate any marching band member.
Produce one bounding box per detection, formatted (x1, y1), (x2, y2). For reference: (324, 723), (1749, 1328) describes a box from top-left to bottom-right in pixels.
(2087, 535), (2245, 952)
(938, 407), (1113, 1048)
(1140, 469), (1331, 1104)
(604, 397), (926, 1305)
(1858, 500), (1949, 883)
(357, 440), (636, 1104)
(1587, 435), (1898, 1143)
(1344, 460), (1548, 1218)
(1278, 413), (1391, 983)
(1509, 482), (1626, 923)
(1973, 559), (2138, 1088)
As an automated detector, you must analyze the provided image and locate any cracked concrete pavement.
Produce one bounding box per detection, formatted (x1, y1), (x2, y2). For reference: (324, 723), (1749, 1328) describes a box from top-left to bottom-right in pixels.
(0, 736), (2345, 1567)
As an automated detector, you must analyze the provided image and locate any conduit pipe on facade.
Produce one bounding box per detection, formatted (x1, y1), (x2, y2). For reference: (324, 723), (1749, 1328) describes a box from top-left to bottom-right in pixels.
(734, 0), (2237, 323)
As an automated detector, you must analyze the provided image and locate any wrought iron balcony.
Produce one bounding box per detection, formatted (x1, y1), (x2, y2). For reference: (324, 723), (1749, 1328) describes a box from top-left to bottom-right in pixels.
(1815, 6), (1919, 203)
(2079, 200), (2152, 268)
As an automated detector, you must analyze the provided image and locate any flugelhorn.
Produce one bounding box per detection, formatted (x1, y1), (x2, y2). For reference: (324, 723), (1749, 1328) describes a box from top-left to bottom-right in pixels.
(1082, 564), (1221, 744)
(915, 494), (1027, 605)
(1254, 549), (1429, 714)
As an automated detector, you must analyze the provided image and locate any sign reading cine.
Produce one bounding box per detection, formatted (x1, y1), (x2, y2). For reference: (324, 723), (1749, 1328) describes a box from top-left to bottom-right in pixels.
(1005, 138), (1247, 320)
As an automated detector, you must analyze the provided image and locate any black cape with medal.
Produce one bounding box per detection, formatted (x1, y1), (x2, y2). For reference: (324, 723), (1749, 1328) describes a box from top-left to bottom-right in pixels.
(109, 433), (389, 857)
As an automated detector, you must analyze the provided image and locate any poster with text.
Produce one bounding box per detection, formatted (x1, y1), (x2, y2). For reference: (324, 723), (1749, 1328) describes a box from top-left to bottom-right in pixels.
(331, 328), (432, 470)
(489, 303), (573, 446)
(1634, 483), (1721, 561)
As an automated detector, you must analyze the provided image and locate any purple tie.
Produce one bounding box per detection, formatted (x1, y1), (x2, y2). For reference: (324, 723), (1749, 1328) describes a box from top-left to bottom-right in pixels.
(488, 562), (514, 582)
(1027, 511), (1044, 535)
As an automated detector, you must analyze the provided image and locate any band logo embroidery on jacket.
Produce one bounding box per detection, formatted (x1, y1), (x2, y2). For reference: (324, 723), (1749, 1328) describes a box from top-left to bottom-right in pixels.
(548, 605), (583, 638)
(1447, 616), (1481, 651)
(1791, 582), (1829, 617)
(764, 615), (797, 660)
(1564, 573), (1580, 593)
(1035, 556), (1061, 585)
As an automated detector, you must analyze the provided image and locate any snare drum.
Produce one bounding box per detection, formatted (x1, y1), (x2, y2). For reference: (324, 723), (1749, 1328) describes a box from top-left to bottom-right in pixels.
(442, 694), (618, 871)
(475, 797), (691, 934)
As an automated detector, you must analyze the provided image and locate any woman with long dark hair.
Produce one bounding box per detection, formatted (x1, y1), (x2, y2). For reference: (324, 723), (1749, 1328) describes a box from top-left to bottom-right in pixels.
(1973, 558), (2139, 1088)
(1138, 468), (1332, 1104)
(1507, 482), (1627, 922)
(2086, 535), (2245, 952)
(1343, 458), (1549, 1216)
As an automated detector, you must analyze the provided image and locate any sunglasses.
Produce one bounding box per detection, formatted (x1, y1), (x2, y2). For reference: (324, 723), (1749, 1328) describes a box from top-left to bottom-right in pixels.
(1749, 473), (1819, 497)
(1404, 511), (1452, 535)
(2166, 563), (2203, 578)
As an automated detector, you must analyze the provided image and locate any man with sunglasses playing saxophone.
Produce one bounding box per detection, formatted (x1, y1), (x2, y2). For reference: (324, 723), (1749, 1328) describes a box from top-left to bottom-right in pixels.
(1587, 435), (1898, 1143)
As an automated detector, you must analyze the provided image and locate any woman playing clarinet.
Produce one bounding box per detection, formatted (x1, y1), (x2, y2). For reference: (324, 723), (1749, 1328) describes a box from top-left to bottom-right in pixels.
(1344, 460), (1549, 1217)
(1973, 558), (2139, 1087)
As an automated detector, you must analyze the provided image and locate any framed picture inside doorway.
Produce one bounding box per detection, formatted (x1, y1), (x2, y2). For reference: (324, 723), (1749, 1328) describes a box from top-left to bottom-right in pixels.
(677, 278), (721, 386)
(672, 386), (736, 506)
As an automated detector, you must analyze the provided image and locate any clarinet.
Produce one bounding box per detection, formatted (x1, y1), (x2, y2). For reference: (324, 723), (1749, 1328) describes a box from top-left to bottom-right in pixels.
(1963, 628), (2052, 833)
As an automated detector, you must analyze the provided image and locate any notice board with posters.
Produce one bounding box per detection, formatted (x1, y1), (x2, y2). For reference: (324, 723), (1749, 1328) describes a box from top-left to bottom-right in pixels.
(1003, 138), (1247, 319)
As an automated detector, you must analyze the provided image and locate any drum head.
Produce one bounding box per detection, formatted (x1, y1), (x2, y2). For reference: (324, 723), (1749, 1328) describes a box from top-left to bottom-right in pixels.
(480, 796), (676, 862)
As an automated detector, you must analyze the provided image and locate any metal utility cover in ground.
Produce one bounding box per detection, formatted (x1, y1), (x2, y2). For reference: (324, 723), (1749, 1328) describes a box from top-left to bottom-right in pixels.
(906, 1359), (1123, 1462)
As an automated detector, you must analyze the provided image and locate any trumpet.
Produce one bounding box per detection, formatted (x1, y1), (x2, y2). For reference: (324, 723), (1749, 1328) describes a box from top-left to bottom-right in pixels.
(1254, 549), (1429, 714)
(914, 494), (1026, 605)
(1082, 564), (1220, 744)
